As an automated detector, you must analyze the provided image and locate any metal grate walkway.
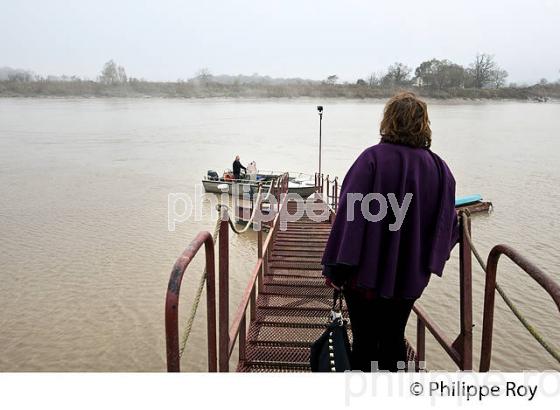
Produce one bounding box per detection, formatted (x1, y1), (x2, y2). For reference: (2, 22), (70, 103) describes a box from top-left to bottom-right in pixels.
(237, 201), (415, 372)
(238, 201), (338, 371)
(168, 173), (552, 373)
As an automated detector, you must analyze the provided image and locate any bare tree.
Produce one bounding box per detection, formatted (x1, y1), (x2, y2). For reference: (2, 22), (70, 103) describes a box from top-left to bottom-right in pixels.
(99, 60), (127, 84)
(468, 53), (496, 88)
(367, 71), (383, 87)
(117, 66), (127, 83)
(382, 63), (412, 87)
(195, 68), (212, 84)
(491, 68), (508, 88)
(326, 75), (339, 85)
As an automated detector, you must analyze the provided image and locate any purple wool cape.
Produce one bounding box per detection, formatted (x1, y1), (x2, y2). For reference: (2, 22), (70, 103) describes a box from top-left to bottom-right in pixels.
(321, 142), (459, 299)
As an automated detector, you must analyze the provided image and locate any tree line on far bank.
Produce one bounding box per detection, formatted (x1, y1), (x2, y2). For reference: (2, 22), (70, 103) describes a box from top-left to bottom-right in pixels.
(1, 54), (558, 100)
(354, 54), (510, 90)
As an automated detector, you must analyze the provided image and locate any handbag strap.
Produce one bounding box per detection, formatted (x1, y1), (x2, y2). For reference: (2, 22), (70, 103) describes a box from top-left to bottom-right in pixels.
(331, 289), (343, 312)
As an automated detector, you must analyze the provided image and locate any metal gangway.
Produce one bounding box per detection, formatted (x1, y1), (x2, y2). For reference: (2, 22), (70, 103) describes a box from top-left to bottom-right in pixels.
(165, 173), (560, 372)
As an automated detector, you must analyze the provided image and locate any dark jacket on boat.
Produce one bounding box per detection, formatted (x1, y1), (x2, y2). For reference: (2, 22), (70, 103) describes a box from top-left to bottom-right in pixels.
(233, 159), (246, 177)
(321, 142), (459, 299)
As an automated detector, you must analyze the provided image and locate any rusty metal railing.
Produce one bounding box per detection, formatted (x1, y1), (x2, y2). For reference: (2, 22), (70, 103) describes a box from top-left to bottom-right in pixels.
(412, 214), (560, 371)
(413, 211), (474, 370)
(316, 177), (560, 371)
(479, 244), (560, 371)
(167, 169), (560, 372)
(165, 231), (217, 372)
(313, 175), (475, 370)
(315, 173), (339, 215)
(455, 212), (560, 370)
(222, 173), (289, 371)
(165, 173), (289, 372)
(415, 211), (560, 371)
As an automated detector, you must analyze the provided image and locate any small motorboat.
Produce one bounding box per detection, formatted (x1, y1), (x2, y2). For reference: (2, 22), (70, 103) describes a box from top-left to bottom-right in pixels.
(202, 169), (317, 198)
(455, 194), (493, 214)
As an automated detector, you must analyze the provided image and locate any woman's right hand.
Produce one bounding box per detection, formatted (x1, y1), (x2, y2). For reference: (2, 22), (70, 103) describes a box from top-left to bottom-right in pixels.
(325, 277), (342, 291)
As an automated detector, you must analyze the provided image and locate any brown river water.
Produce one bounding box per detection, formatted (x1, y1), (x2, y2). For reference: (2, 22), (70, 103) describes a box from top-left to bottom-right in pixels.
(0, 98), (559, 371)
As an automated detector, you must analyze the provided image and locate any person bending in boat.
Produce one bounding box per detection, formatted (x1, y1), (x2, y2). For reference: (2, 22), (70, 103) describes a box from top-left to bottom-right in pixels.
(232, 155), (246, 181)
(321, 92), (459, 372)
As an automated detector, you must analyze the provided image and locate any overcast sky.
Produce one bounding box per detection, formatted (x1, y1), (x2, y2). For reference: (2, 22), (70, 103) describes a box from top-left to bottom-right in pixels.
(1, 0), (559, 84)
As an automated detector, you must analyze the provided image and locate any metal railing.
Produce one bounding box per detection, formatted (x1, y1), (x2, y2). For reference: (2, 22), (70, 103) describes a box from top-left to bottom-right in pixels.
(413, 212), (473, 370)
(413, 211), (560, 371)
(479, 242), (560, 371)
(221, 174), (289, 371)
(315, 173), (339, 217)
(166, 170), (560, 372)
(314, 178), (560, 371)
(165, 231), (217, 372)
(313, 178), (475, 370)
(164, 173), (289, 372)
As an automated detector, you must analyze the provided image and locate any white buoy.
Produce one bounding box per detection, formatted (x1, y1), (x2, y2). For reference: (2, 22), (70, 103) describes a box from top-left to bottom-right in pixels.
(217, 184), (229, 192)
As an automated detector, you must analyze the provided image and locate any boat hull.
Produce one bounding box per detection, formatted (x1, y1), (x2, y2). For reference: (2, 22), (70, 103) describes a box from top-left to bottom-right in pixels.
(202, 180), (316, 199)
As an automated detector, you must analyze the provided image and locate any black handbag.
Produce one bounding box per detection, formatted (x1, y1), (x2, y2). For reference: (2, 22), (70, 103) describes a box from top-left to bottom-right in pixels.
(310, 290), (352, 372)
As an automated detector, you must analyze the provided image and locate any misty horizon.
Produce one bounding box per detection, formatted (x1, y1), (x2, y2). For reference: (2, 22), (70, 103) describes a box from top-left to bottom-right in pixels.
(1, 0), (559, 84)
(0, 60), (558, 87)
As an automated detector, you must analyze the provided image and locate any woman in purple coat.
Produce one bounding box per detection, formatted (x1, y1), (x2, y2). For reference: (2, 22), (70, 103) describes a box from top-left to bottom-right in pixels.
(322, 92), (459, 372)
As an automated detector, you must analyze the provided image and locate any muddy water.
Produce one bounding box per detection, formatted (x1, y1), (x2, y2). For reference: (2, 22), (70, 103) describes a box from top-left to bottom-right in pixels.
(0, 98), (558, 371)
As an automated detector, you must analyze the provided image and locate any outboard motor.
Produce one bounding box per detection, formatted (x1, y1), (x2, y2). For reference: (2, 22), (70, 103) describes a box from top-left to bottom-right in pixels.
(207, 170), (219, 181)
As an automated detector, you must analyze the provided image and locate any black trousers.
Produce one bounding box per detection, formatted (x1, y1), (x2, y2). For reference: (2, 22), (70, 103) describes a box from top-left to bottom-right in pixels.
(344, 289), (416, 372)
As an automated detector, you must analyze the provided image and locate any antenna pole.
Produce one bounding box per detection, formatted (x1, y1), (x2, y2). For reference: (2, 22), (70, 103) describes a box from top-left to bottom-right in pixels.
(317, 106), (323, 177)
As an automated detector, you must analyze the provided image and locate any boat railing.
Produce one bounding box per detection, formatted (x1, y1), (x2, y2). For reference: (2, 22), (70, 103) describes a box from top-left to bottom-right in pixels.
(203, 175), (266, 184)
(259, 170), (314, 181)
(204, 170), (314, 185)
